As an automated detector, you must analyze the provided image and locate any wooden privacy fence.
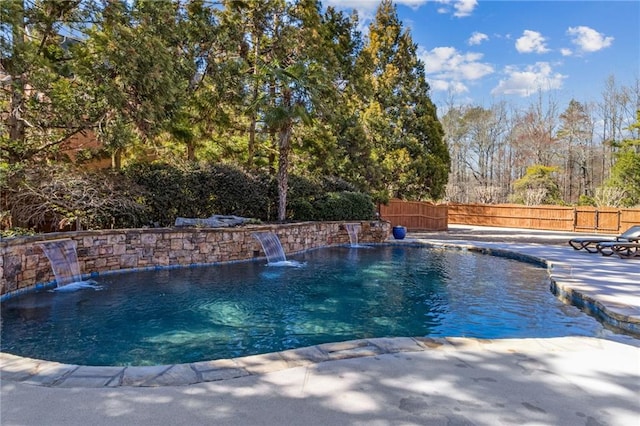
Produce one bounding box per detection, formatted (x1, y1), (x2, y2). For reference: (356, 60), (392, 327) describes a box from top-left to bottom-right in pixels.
(379, 201), (640, 233)
(448, 203), (640, 234)
(379, 200), (448, 231)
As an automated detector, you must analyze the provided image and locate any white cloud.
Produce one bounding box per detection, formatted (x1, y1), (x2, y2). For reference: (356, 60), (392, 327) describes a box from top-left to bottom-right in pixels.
(468, 32), (489, 46)
(420, 46), (494, 93)
(430, 79), (469, 94)
(433, 0), (478, 17)
(395, 0), (430, 9)
(325, 0), (428, 13)
(560, 48), (572, 57)
(453, 0), (478, 17)
(491, 62), (566, 97)
(567, 26), (613, 53)
(324, 0), (377, 13)
(515, 30), (550, 54)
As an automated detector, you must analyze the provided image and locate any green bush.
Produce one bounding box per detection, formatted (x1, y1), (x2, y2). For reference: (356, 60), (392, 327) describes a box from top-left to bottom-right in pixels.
(320, 176), (357, 193)
(577, 195), (596, 207)
(5, 160), (378, 231)
(287, 198), (318, 221)
(311, 191), (375, 221)
(124, 162), (275, 225)
(204, 164), (273, 220)
(3, 162), (375, 230)
(123, 163), (192, 226)
(0, 227), (36, 238)
(285, 176), (371, 221)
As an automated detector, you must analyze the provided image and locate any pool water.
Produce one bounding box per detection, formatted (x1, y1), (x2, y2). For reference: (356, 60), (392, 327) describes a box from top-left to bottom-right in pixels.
(0, 246), (619, 366)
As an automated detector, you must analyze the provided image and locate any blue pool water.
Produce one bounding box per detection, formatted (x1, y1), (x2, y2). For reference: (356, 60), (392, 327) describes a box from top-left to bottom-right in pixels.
(0, 245), (621, 366)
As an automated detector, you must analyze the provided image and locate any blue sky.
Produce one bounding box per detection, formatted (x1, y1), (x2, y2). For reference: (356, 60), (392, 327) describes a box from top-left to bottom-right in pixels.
(326, 0), (640, 110)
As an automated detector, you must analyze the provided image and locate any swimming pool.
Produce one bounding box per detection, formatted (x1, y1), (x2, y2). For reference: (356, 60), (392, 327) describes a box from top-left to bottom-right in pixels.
(0, 245), (618, 366)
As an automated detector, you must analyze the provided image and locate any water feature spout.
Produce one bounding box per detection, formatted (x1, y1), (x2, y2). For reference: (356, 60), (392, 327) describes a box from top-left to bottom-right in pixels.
(345, 223), (361, 247)
(37, 239), (99, 291)
(252, 232), (287, 264)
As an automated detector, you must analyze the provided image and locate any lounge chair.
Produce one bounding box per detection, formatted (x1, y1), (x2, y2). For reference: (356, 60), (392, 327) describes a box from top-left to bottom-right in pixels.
(568, 225), (640, 253)
(604, 242), (640, 259)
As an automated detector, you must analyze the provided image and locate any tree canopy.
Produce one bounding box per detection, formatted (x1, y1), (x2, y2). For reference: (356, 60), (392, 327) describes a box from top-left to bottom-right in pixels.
(1, 0), (450, 225)
(605, 110), (640, 207)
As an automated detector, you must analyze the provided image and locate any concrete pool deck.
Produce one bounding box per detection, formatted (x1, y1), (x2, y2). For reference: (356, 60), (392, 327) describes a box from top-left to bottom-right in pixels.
(1, 225), (639, 425)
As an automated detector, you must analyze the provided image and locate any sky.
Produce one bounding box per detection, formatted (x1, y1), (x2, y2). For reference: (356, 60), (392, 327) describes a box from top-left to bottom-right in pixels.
(325, 0), (640, 111)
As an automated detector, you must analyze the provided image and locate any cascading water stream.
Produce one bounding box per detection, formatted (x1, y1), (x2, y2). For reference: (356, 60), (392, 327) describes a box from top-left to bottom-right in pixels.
(252, 232), (304, 267)
(252, 232), (286, 263)
(344, 223), (369, 248)
(345, 223), (361, 247)
(37, 239), (99, 291)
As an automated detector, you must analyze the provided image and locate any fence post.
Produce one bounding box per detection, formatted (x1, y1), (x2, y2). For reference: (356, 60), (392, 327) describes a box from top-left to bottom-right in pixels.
(572, 207), (577, 232)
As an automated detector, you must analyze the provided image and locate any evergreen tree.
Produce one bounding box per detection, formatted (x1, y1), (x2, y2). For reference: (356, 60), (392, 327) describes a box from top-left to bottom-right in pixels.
(607, 110), (640, 207)
(511, 165), (562, 205)
(1, 0), (99, 165)
(357, 0), (449, 202)
(76, 0), (198, 168)
(289, 6), (370, 186)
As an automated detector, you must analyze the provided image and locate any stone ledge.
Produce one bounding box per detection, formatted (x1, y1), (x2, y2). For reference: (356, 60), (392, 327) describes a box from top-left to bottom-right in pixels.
(1, 221), (391, 297)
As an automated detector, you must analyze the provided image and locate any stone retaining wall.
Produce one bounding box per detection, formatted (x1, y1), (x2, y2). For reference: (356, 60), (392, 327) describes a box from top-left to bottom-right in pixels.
(0, 221), (391, 297)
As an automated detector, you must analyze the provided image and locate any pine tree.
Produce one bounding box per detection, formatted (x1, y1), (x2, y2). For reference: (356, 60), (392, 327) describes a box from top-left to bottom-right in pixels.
(1, 0), (99, 165)
(357, 0), (449, 202)
(607, 110), (640, 206)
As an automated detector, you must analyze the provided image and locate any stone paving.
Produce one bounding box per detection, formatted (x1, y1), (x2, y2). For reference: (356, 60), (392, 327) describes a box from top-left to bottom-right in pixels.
(2, 337), (638, 426)
(1, 225), (638, 390)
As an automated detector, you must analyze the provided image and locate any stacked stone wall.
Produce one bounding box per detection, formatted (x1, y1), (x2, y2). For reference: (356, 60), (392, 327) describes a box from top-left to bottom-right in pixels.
(0, 221), (390, 296)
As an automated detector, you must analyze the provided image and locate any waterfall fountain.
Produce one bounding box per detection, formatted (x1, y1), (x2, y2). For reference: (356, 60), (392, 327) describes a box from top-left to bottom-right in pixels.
(344, 223), (360, 247)
(252, 232), (303, 267)
(344, 223), (368, 248)
(37, 239), (99, 291)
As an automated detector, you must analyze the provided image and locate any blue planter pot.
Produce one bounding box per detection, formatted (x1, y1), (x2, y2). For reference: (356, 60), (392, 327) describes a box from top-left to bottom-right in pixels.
(392, 226), (406, 240)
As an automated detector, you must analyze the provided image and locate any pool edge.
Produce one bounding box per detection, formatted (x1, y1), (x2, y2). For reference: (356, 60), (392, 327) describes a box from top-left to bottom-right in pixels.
(2, 240), (639, 387)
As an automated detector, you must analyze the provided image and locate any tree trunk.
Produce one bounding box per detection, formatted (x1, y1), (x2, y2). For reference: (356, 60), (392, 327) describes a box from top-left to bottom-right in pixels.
(7, 1), (26, 154)
(112, 148), (122, 170)
(8, 77), (25, 146)
(268, 78), (277, 175)
(187, 141), (196, 162)
(247, 36), (260, 170)
(277, 124), (292, 222)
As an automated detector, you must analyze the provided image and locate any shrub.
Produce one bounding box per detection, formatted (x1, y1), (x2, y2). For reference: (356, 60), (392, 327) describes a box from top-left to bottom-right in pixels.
(7, 161), (377, 231)
(285, 176), (372, 221)
(8, 165), (148, 231)
(287, 198), (318, 221)
(0, 227), (36, 238)
(124, 162), (274, 225)
(204, 164), (272, 220)
(320, 176), (357, 193)
(577, 195), (596, 207)
(312, 191), (376, 221)
(123, 162), (192, 226)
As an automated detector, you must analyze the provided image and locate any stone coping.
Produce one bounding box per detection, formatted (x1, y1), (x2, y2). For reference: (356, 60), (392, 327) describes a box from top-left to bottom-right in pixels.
(1, 239), (638, 388)
(0, 337), (444, 388)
